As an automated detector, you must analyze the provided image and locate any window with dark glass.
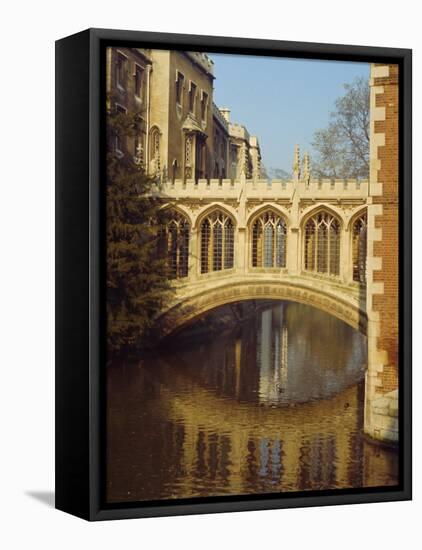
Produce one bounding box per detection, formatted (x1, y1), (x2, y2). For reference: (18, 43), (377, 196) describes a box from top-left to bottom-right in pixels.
(176, 72), (184, 105)
(189, 82), (197, 114)
(134, 65), (144, 98)
(352, 212), (367, 283)
(201, 91), (208, 121)
(304, 211), (340, 276)
(251, 211), (287, 268)
(200, 211), (235, 274)
(159, 211), (190, 278)
(116, 53), (127, 89)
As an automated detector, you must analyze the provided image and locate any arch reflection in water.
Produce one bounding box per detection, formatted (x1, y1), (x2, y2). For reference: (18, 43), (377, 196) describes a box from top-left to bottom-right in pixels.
(107, 301), (399, 503)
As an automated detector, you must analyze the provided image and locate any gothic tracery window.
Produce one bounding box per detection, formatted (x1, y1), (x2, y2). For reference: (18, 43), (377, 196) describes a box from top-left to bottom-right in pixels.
(200, 211), (235, 273)
(160, 211), (190, 279)
(150, 127), (161, 176)
(352, 212), (367, 283)
(251, 211), (287, 268)
(304, 211), (340, 276)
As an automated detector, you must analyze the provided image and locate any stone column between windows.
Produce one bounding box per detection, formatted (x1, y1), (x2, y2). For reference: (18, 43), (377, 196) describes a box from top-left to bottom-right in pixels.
(236, 227), (246, 273)
(286, 228), (299, 275)
(237, 174), (247, 273)
(189, 227), (198, 281)
(341, 227), (352, 283)
(286, 189), (300, 275)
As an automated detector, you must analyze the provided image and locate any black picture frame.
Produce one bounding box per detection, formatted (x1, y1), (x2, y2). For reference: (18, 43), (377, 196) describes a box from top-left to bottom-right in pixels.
(55, 28), (412, 521)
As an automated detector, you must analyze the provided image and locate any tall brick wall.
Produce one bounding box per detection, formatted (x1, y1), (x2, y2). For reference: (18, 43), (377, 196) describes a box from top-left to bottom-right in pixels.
(371, 64), (399, 394)
(364, 63), (399, 442)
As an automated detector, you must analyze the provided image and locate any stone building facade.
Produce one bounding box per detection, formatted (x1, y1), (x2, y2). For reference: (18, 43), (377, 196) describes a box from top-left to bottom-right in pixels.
(217, 108), (262, 180)
(106, 47), (262, 182)
(106, 47), (153, 166)
(212, 103), (230, 179)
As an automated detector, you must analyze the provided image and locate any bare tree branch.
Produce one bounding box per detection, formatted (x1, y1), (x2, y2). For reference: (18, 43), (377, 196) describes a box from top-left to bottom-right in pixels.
(311, 77), (370, 179)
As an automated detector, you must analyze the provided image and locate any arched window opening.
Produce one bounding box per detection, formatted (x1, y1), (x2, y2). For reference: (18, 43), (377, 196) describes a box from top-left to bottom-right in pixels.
(160, 211), (190, 279)
(149, 127), (161, 177)
(251, 211), (287, 268)
(304, 211), (340, 276)
(352, 213), (367, 283)
(171, 159), (178, 183)
(200, 211), (235, 274)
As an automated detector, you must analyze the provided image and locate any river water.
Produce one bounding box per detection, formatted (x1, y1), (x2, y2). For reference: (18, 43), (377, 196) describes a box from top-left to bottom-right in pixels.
(107, 300), (399, 503)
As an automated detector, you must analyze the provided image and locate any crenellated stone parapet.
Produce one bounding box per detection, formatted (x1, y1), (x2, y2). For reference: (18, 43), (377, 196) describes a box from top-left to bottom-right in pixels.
(212, 103), (229, 130)
(184, 51), (214, 77)
(158, 178), (369, 200)
(228, 123), (250, 141)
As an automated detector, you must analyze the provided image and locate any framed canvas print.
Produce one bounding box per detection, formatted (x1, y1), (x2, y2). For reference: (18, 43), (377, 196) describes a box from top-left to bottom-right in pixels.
(55, 28), (412, 521)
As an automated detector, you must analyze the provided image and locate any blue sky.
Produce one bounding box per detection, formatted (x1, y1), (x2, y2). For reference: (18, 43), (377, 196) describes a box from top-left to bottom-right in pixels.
(209, 53), (370, 172)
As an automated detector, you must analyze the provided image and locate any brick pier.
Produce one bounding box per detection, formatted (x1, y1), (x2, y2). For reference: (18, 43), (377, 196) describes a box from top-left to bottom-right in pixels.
(365, 64), (399, 442)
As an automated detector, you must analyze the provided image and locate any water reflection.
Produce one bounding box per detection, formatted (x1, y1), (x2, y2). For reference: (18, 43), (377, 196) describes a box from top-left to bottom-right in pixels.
(107, 301), (398, 503)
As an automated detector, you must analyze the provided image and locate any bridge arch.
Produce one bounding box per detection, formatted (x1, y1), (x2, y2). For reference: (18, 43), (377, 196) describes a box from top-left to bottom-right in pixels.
(158, 276), (367, 337)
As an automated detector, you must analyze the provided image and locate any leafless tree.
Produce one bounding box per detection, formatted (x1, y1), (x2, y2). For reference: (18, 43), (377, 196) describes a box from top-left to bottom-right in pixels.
(312, 77), (370, 179)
